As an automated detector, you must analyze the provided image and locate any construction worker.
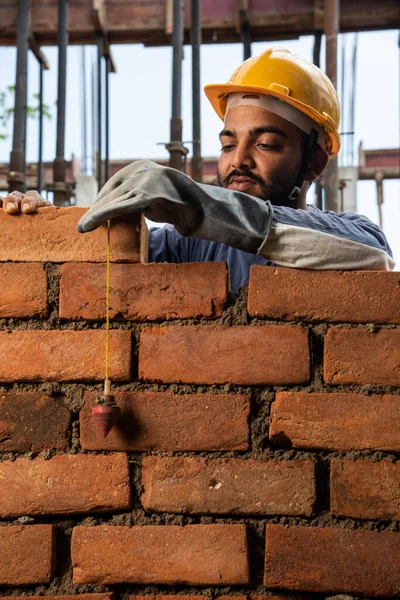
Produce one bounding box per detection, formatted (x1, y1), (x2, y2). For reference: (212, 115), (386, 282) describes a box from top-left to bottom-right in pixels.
(1, 49), (394, 291)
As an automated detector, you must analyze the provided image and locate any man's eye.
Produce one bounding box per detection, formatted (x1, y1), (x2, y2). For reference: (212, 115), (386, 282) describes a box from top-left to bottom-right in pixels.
(257, 143), (278, 150)
(220, 145), (235, 152)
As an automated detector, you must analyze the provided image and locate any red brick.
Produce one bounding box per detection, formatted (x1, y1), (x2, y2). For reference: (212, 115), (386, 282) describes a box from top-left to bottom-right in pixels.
(131, 597), (305, 600)
(0, 207), (147, 262)
(331, 459), (400, 520)
(269, 392), (400, 452)
(60, 262), (228, 320)
(141, 456), (315, 516)
(72, 524), (249, 585)
(0, 525), (55, 585)
(264, 524), (400, 595)
(0, 263), (47, 317)
(324, 328), (400, 385)
(148, 597), (305, 600)
(80, 391), (249, 451)
(218, 596), (306, 600)
(248, 266), (400, 323)
(0, 330), (131, 382)
(131, 596), (305, 600)
(1, 596), (114, 600)
(131, 596), (204, 600)
(139, 325), (309, 385)
(251, 597), (307, 600)
(0, 453), (130, 518)
(0, 392), (70, 451)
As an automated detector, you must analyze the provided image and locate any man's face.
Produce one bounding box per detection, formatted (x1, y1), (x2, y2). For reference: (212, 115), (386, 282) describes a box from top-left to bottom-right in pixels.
(217, 104), (304, 207)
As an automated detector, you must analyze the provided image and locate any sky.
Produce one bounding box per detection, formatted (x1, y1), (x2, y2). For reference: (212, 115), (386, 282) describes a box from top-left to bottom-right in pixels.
(0, 29), (399, 266)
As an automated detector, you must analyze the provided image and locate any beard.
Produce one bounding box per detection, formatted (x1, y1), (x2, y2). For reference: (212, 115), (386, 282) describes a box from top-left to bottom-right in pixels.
(216, 163), (302, 208)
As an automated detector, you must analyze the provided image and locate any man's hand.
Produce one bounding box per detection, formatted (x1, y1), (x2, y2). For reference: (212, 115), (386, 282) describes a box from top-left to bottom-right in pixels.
(77, 160), (203, 234)
(0, 190), (52, 214)
(77, 159), (272, 256)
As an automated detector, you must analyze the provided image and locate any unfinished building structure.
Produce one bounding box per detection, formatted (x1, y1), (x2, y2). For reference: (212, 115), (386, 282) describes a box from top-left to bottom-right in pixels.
(0, 0), (399, 212)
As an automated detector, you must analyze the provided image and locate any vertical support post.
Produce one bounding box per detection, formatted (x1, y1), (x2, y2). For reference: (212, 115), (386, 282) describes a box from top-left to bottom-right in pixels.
(168, 0), (185, 171)
(91, 56), (96, 177)
(9, 0), (30, 194)
(96, 35), (104, 190)
(313, 30), (322, 67)
(237, 0), (251, 60)
(81, 46), (87, 176)
(53, 0), (69, 206)
(325, 0), (339, 90)
(241, 21), (251, 60)
(340, 35), (346, 166)
(313, 30), (323, 209)
(349, 34), (358, 166)
(191, 0), (202, 182)
(375, 171), (384, 230)
(323, 0), (339, 213)
(104, 54), (110, 183)
(37, 60), (44, 192)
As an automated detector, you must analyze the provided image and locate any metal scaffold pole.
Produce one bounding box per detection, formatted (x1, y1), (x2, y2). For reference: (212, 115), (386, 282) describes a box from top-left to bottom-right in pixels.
(91, 56), (96, 177)
(53, 0), (69, 205)
(168, 0), (188, 171)
(105, 54), (110, 184)
(237, 0), (251, 60)
(313, 30), (323, 209)
(323, 0), (340, 213)
(8, 0), (30, 194)
(191, 0), (202, 182)
(80, 47), (87, 176)
(96, 34), (103, 190)
(241, 21), (251, 61)
(37, 60), (44, 192)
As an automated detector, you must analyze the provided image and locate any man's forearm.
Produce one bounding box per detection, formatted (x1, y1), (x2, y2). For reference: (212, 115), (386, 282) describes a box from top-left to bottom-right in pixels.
(258, 221), (394, 270)
(257, 205), (395, 271)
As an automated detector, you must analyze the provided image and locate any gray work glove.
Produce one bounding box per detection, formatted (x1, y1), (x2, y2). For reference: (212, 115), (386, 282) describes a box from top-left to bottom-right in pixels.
(77, 160), (273, 255)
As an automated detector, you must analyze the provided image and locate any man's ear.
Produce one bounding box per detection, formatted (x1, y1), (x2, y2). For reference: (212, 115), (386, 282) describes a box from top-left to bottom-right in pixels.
(305, 147), (329, 181)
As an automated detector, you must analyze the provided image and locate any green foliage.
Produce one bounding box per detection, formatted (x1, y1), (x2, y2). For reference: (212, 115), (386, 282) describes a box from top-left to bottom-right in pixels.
(0, 85), (52, 141)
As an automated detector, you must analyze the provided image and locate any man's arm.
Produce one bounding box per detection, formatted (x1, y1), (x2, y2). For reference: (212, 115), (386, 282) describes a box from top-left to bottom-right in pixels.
(78, 160), (394, 271)
(259, 206), (394, 270)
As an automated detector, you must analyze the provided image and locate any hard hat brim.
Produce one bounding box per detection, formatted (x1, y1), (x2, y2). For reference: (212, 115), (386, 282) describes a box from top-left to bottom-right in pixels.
(204, 82), (340, 158)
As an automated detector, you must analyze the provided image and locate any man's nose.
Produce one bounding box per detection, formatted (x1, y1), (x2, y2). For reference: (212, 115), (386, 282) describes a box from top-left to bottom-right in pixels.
(231, 142), (255, 169)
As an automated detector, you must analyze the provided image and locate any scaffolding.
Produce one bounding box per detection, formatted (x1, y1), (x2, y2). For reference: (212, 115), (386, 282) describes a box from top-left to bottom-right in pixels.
(1, 0), (399, 209)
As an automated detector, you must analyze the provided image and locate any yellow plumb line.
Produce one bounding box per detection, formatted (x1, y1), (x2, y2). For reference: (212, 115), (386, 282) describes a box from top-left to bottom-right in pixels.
(104, 219), (111, 393)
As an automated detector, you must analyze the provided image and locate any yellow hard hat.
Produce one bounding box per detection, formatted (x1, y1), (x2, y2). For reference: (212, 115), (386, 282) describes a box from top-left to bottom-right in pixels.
(204, 48), (341, 157)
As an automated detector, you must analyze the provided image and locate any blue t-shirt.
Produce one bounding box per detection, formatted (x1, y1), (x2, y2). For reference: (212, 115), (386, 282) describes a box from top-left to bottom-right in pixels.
(149, 224), (269, 293)
(148, 203), (394, 292)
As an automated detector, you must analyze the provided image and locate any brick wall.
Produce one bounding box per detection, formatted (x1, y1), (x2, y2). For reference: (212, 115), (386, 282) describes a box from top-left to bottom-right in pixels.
(0, 207), (400, 599)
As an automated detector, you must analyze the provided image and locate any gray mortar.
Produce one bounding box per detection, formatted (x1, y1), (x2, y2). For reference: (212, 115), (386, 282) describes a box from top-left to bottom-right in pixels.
(45, 262), (61, 324)
(0, 268), (399, 598)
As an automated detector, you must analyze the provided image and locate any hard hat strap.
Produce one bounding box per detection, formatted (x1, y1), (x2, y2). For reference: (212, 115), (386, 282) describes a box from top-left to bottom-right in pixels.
(288, 128), (319, 202)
